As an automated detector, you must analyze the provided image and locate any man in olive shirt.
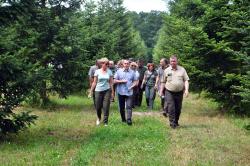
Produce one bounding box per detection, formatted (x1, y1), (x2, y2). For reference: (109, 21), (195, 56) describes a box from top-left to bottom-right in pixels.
(160, 55), (189, 129)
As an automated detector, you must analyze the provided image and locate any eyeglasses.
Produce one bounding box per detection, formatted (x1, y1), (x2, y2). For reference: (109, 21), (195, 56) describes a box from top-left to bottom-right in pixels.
(102, 62), (109, 66)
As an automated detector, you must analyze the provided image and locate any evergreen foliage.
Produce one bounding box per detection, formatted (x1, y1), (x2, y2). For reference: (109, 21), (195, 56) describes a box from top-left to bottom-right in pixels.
(0, 0), (146, 135)
(154, 0), (250, 114)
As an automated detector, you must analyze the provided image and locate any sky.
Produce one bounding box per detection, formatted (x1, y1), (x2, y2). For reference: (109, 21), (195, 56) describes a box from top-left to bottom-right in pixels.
(123, 0), (167, 13)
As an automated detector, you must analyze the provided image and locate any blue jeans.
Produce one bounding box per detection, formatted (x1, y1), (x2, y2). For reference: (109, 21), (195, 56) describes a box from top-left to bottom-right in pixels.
(145, 86), (156, 109)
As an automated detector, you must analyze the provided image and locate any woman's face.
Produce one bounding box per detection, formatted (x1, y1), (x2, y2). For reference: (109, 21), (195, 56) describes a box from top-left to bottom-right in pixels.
(101, 61), (109, 69)
(149, 65), (154, 71)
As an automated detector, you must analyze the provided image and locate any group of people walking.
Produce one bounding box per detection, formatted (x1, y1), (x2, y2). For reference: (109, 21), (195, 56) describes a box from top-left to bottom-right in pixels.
(88, 55), (189, 129)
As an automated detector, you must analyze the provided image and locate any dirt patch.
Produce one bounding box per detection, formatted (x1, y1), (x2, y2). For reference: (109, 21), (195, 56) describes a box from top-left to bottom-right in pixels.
(133, 111), (162, 116)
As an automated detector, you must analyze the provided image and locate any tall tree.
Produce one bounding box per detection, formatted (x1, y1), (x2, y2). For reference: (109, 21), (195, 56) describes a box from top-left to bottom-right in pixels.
(154, 0), (250, 114)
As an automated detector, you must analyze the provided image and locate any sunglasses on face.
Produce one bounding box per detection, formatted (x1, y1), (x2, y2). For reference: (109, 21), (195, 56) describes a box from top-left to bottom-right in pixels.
(102, 62), (109, 66)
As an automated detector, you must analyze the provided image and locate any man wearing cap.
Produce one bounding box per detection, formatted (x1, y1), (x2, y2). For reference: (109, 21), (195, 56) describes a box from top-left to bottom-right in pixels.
(160, 55), (189, 129)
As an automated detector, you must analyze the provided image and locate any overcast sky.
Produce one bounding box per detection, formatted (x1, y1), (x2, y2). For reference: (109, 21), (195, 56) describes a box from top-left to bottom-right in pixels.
(123, 0), (167, 12)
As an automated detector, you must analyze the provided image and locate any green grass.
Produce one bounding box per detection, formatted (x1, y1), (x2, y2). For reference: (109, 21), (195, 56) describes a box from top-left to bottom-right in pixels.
(0, 94), (249, 166)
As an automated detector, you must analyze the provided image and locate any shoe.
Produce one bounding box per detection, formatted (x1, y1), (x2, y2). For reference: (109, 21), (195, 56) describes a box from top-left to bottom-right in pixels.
(170, 124), (176, 129)
(162, 112), (167, 117)
(96, 119), (101, 126)
(127, 119), (132, 126)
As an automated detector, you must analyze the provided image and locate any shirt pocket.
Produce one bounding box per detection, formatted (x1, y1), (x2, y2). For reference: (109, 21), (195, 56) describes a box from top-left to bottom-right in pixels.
(167, 73), (172, 82)
(176, 74), (183, 81)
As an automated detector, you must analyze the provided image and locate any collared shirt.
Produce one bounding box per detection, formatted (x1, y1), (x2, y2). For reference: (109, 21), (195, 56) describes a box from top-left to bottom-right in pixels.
(94, 69), (113, 92)
(88, 65), (98, 78)
(114, 68), (138, 96)
(157, 66), (167, 91)
(137, 66), (147, 81)
(157, 66), (167, 81)
(162, 65), (189, 92)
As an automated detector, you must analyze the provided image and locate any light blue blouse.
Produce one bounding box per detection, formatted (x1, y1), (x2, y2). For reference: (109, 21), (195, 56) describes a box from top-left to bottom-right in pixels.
(94, 69), (113, 92)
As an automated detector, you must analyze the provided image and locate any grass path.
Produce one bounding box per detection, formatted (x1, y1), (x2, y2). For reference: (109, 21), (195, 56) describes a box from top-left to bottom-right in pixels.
(0, 94), (249, 166)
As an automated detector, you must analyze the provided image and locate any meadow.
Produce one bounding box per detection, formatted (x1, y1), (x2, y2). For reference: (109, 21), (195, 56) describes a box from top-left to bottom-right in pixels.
(0, 94), (249, 166)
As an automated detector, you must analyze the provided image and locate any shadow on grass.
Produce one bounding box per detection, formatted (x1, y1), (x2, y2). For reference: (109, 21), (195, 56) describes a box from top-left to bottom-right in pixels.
(178, 124), (209, 129)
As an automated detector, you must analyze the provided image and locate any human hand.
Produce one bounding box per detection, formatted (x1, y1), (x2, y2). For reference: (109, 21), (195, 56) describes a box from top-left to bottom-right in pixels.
(121, 80), (127, 83)
(184, 90), (189, 98)
(88, 92), (92, 98)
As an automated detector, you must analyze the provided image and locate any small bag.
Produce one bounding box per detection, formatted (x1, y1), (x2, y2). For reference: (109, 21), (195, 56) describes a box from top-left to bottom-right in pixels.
(141, 83), (146, 91)
(141, 71), (154, 91)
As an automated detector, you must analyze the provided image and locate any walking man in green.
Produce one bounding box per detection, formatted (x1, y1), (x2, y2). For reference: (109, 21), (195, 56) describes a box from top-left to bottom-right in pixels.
(160, 55), (189, 129)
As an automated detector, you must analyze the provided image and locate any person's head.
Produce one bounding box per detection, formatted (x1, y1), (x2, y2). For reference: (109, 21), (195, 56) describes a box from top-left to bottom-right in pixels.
(109, 60), (115, 69)
(130, 62), (138, 70)
(128, 58), (134, 63)
(160, 58), (168, 68)
(117, 60), (124, 68)
(99, 57), (109, 70)
(137, 59), (144, 67)
(169, 55), (178, 69)
(123, 59), (130, 70)
(147, 63), (155, 71)
(95, 59), (101, 68)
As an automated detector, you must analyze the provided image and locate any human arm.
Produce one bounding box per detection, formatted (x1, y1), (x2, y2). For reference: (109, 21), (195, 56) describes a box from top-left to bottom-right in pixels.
(109, 76), (114, 99)
(88, 76), (97, 98)
(113, 70), (127, 84)
(184, 80), (189, 97)
(140, 74), (146, 89)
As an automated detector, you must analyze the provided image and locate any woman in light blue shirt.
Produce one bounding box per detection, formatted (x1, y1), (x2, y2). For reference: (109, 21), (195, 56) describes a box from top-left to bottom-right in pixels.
(89, 58), (114, 126)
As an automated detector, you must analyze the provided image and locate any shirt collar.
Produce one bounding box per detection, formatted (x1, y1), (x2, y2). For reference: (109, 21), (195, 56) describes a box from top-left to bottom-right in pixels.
(170, 65), (178, 70)
(123, 68), (129, 72)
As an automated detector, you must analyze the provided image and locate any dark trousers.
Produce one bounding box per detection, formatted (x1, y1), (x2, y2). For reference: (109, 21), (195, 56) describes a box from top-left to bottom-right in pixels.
(132, 86), (139, 108)
(161, 89), (165, 110)
(136, 80), (144, 107)
(118, 94), (133, 121)
(92, 89), (96, 108)
(166, 90), (183, 126)
(95, 89), (111, 124)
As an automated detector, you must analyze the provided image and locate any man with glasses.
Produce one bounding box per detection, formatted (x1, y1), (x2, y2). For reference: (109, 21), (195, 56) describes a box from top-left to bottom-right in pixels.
(114, 60), (138, 125)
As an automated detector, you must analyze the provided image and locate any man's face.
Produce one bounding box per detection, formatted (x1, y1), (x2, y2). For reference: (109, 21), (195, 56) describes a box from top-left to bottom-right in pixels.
(97, 61), (102, 68)
(170, 58), (178, 68)
(109, 62), (114, 68)
(160, 59), (166, 67)
(137, 61), (143, 67)
(123, 60), (130, 70)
